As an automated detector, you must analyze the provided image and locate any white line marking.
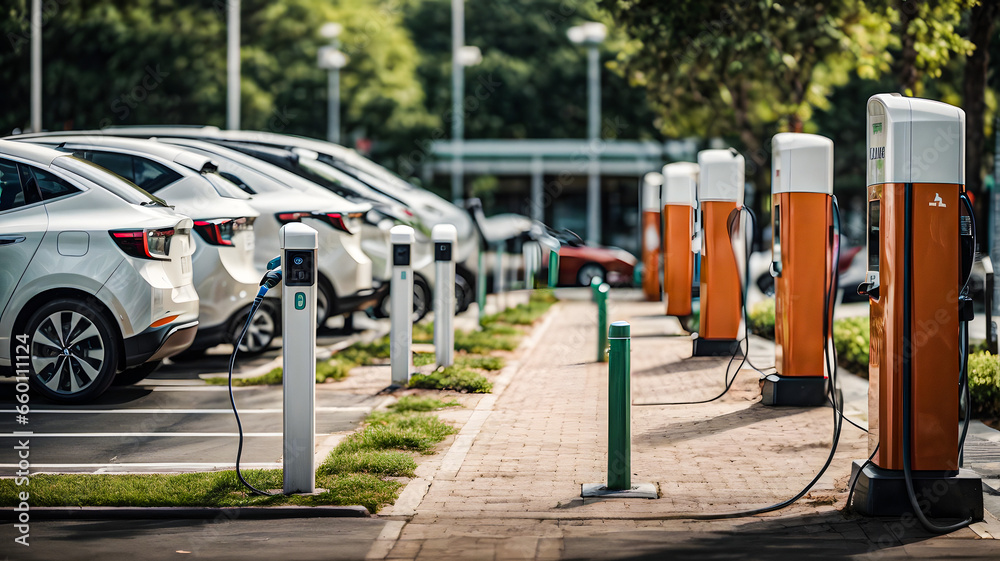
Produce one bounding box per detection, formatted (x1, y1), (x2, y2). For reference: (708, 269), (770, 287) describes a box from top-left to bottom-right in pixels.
(0, 462), (282, 470)
(0, 432), (283, 438)
(4, 407), (370, 414)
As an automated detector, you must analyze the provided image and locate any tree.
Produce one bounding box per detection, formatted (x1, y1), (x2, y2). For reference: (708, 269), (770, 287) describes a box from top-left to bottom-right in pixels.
(963, 0), (999, 199)
(0, 0), (436, 170)
(598, 0), (893, 183)
(883, 0), (977, 97)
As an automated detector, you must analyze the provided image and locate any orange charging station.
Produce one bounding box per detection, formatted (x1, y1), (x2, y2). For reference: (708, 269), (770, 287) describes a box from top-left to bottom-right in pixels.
(761, 133), (835, 407)
(641, 172), (663, 301)
(662, 162), (699, 317)
(850, 94), (983, 521)
(693, 150), (745, 356)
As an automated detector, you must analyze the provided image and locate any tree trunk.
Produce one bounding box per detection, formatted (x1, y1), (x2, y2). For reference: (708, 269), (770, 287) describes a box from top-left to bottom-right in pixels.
(896, 0), (919, 94)
(964, 0), (998, 208)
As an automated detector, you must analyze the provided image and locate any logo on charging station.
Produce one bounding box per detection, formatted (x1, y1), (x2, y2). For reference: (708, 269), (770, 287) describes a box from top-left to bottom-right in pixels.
(929, 193), (947, 208)
(295, 292), (306, 310)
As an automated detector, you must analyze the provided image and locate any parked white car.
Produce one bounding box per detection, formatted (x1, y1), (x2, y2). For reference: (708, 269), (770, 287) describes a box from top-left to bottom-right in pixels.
(155, 138), (384, 336)
(18, 136), (263, 359)
(0, 140), (199, 403)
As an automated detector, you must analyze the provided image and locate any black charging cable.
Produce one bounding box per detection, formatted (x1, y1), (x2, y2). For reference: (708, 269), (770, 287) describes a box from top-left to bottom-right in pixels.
(227, 266), (284, 497)
(632, 198), (848, 521)
(637, 206), (762, 406)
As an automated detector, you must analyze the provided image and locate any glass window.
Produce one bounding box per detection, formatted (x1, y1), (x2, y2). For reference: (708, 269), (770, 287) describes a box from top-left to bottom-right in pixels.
(219, 172), (256, 194)
(78, 150), (133, 181)
(27, 166), (80, 201)
(132, 157), (181, 193)
(0, 158), (25, 211)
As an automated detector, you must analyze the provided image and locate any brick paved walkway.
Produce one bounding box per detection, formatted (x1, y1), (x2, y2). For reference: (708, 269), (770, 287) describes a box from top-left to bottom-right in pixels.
(370, 292), (1000, 560)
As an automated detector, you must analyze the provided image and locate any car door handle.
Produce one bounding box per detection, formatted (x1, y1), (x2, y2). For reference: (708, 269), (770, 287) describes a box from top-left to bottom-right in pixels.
(0, 235), (26, 245)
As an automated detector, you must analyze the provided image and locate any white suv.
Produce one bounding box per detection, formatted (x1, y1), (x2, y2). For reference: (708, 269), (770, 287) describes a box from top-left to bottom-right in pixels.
(0, 140), (199, 403)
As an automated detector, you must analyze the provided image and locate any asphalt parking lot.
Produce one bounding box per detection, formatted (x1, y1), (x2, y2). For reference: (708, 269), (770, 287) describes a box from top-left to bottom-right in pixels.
(0, 314), (388, 475)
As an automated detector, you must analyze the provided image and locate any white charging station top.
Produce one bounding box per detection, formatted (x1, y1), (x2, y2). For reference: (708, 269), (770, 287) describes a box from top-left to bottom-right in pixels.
(867, 93), (965, 186)
(662, 162), (699, 207)
(697, 150), (745, 204)
(390, 224), (415, 244)
(432, 223), (458, 243)
(642, 172), (663, 211)
(771, 133), (833, 195)
(279, 222), (318, 249)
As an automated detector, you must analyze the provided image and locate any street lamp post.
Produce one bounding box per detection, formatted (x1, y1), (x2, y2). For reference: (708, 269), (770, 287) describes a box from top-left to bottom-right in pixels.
(318, 23), (348, 145)
(451, 0), (482, 203)
(226, 0), (240, 130)
(568, 22), (607, 246)
(30, 0), (41, 133)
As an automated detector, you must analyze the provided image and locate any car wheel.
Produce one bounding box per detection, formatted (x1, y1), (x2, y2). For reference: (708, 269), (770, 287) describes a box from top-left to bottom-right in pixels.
(577, 263), (606, 287)
(375, 274), (431, 322)
(113, 360), (162, 386)
(756, 273), (775, 297)
(230, 300), (278, 355)
(317, 281), (333, 327)
(454, 274), (472, 314)
(22, 299), (120, 404)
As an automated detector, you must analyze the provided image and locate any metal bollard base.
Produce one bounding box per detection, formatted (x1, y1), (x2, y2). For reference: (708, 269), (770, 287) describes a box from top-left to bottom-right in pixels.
(849, 461), (983, 520)
(692, 337), (742, 357)
(759, 374), (827, 407)
(582, 483), (657, 499)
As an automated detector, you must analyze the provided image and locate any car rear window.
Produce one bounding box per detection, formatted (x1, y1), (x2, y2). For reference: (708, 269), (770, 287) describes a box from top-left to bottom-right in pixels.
(72, 150), (182, 194)
(54, 156), (169, 207)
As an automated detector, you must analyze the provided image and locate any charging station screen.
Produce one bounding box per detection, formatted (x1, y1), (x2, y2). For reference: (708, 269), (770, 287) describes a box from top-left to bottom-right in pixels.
(772, 205), (782, 275)
(868, 201), (880, 272)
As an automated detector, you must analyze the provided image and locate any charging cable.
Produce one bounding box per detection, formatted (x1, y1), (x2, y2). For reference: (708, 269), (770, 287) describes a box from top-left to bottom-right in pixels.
(226, 265), (283, 496)
(637, 206), (762, 406)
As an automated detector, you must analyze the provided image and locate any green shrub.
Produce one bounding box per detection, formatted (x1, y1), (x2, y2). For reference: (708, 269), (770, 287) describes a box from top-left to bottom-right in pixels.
(968, 351), (1000, 418)
(748, 299), (776, 339)
(833, 316), (871, 377)
(409, 366), (493, 393)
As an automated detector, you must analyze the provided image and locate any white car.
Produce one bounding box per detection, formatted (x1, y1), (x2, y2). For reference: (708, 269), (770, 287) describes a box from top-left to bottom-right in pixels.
(19, 136), (264, 358)
(0, 140), (199, 403)
(155, 138), (384, 334)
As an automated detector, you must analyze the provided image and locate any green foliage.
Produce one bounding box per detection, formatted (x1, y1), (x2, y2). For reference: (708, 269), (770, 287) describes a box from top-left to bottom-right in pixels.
(205, 356), (351, 386)
(413, 352), (436, 367)
(337, 411), (456, 454)
(457, 355), (505, 371)
(409, 366), (493, 393)
(205, 367), (284, 386)
(390, 395), (461, 412)
(748, 299), (776, 340)
(338, 337), (391, 365)
(454, 328), (518, 353)
(833, 316), (871, 377)
(317, 449), (417, 477)
(968, 351), (1000, 418)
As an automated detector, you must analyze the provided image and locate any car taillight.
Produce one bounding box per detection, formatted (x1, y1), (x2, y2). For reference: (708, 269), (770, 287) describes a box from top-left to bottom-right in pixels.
(276, 211), (356, 234)
(193, 219), (235, 246)
(109, 228), (174, 260)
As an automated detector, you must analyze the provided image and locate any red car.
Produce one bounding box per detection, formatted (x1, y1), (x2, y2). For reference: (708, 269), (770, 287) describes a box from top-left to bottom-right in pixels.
(542, 229), (638, 287)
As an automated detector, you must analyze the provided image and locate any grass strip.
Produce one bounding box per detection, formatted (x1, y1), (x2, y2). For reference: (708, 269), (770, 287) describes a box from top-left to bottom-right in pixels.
(0, 404), (460, 514)
(409, 366), (493, 393)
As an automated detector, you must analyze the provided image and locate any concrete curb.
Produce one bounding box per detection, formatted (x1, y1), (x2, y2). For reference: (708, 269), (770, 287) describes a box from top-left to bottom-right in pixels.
(0, 505), (369, 521)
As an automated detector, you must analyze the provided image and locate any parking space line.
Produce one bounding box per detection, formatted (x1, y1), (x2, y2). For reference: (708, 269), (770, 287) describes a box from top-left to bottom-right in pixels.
(4, 407), (370, 414)
(0, 462), (282, 469)
(0, 432), (284, 438)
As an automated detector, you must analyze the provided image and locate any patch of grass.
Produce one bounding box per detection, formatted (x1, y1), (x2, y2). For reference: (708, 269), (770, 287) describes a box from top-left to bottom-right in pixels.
(748, 299), (775, 339)
(317, 449), (416, 477)
(833, 316), (871, 377)
(205, 357), (352, 386)
(409, 366), (493, 393)
(390, 395), (461, 412)
(413, 352), (435, 367)
(481, 289), (557, 326)
(413, 322), (434, 344)
(336, 411), (456, 455)
(457, 355), (505, 371)
(455, 328), (517, 353)
(338, 337), (390, 365)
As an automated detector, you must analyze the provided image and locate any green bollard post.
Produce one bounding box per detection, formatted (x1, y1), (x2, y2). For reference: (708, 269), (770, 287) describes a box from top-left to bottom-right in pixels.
(590, 275), (602, 302)
(597, 283), (609, 363)
(477, 249), (487, 328)
(548, 249), (560, 288)
(607, 321), (631, 491)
